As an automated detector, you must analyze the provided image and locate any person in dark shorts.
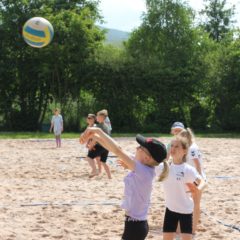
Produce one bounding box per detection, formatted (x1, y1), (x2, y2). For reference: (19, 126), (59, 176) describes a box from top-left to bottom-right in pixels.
(86, 110), (111, 179)
(156, 135), (205, 240)
(80, 128), (167, 240)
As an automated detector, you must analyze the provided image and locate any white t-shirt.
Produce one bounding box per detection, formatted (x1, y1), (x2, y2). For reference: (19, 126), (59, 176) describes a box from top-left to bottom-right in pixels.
(51, 115), (63, 135)
(156, 162), (200, 214)
(186, 143), (206, 180)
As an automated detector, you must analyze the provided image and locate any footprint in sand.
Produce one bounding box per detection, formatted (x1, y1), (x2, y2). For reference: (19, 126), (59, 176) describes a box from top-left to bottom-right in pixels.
(52, 235), (63, 239)
(41, 233), (50, 237)
(210, 233), (223, 239)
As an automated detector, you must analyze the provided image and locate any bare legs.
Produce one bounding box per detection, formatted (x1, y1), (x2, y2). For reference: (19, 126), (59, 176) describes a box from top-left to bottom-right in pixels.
(96, 157), (102, 174)
(55, 135), (61, 148)
(163, 233), (192, 240)
(102, 162), (112, 179)
(87, 157), (111, 179)
(192, 191), (202, 234)
(87, 157), (98, 177)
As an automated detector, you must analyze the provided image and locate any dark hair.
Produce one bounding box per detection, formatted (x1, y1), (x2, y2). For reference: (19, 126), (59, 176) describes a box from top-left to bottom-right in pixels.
(87, 114), (96, 120)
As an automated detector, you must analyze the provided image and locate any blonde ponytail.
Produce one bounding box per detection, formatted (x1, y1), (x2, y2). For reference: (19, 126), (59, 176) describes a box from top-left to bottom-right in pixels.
(158, 160), (169, 182)
(179, 128), (194, 146)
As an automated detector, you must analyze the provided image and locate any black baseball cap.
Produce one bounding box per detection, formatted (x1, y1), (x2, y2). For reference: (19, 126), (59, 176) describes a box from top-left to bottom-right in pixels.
(136, 134), (167, 163)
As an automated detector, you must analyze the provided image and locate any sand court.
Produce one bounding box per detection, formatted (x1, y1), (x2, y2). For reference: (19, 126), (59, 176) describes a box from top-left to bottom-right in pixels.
(0, 137), (239, 239)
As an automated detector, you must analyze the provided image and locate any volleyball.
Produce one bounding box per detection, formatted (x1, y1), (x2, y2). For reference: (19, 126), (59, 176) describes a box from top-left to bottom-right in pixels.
(22, 17), (54, 48)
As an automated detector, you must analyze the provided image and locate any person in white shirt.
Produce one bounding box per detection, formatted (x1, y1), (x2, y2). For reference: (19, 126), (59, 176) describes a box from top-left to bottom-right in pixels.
(178, 128), (207, 235)
(49, 108), (63, 148)
(156, 135), (205, 240)
(101, 109), (112, 134)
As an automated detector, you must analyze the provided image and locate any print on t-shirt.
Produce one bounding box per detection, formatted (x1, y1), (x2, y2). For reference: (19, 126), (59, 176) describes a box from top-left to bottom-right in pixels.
(176, 171), (184, 180)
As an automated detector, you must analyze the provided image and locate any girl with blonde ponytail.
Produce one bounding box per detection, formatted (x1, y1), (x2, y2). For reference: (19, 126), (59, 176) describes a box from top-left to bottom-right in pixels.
(178, 128), (207, 235)
(179, 128), (206, 180)
(155, 136), (205, 240)
(158, 159), (169, 182)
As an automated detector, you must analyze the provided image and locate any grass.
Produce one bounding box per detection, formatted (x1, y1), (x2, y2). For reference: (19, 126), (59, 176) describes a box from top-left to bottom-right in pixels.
(0, 132), (80, 139)
(0, 132), (240, 139)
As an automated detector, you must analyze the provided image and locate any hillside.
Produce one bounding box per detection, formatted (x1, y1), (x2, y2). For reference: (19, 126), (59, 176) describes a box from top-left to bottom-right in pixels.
(100, 27), (130, 46)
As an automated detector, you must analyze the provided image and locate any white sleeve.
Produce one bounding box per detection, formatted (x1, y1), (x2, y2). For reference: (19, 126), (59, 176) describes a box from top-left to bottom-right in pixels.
(186, 166), (201, 183)
(189, 145), (199, 161)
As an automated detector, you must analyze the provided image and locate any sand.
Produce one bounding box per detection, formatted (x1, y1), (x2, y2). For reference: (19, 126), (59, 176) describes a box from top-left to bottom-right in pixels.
(0, 137), (239, 240)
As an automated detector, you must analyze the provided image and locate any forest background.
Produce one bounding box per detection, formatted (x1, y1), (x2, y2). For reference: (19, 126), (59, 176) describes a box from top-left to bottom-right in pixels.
(0, 0), (240, 133)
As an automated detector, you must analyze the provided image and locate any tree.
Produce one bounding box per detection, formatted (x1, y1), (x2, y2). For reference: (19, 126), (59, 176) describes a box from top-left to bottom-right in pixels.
(125, 0), (203, 130)
(0, 0), (104, 131)
(201, 0), (235, 42)
(211, 36), (240, 130)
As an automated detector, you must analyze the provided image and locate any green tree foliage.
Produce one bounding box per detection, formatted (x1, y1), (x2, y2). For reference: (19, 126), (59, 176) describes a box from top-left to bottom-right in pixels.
(199, 0), (239, 131)
(125, 0), (204, 130)
(0, 0), (104, 131)
(208, 35), (240, 130)
(201, 0), (235, 41)
(0, 0), (239, 133)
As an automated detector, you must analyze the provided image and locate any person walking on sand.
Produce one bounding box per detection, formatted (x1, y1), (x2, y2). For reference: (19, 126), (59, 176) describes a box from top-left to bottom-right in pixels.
(49, 108), (63, 148)
(81, 113), (100, 173)
(80, 128), (167, 240)
(156, 135), (205, 240)
(84, 110), (111, 179)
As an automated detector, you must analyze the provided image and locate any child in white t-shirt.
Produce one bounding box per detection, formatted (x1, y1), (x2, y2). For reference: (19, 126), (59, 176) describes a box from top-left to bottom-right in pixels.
(156, 136), (205, 240)
(178, 128), (207, 234)
(179, 128), (206, 180)
(49, 108), (63, 148)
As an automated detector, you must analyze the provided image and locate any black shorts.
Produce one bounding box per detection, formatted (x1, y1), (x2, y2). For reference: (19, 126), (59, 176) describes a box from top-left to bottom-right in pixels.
(87, 144), (109, 163)
(163, 208), (192, 234)
(122, 216), (149, 240)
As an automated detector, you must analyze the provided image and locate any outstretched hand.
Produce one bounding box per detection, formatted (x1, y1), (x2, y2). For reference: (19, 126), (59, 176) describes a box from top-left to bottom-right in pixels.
(79, 127), (99, 144)
(117, 159), (130, 170)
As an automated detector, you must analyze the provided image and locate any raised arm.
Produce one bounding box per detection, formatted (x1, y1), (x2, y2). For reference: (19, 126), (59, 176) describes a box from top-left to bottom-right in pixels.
(49, 119), (54, 132)
(80, 127), (136, 170)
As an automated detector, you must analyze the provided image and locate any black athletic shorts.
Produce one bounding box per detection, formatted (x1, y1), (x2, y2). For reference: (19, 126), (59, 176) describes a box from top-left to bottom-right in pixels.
(87, 144), (109, 163)
(122, 216), (149, 240)
(163, 208), (193, 234)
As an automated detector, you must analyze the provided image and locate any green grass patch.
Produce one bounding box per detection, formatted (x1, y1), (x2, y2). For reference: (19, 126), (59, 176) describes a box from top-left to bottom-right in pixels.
(0, 132), (80, 139)
(0, 132), (169, 139)
(0, 132), (239, 139)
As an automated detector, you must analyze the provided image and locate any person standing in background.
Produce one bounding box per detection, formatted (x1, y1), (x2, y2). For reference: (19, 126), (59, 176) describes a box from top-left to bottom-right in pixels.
(49, 108), (63, 148)
(102, 109), (112, 134)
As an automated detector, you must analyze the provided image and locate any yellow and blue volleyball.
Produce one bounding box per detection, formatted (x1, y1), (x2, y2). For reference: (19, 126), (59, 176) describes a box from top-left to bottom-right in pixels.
(22, 17), (54, 48)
